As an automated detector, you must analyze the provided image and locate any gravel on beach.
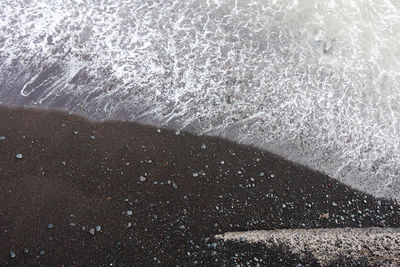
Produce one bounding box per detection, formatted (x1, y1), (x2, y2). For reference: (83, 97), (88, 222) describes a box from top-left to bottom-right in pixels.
(0, 106), (399, 266)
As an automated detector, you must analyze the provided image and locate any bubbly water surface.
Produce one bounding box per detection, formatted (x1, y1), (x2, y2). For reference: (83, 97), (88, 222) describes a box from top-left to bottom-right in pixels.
(1, 0), (400, 199)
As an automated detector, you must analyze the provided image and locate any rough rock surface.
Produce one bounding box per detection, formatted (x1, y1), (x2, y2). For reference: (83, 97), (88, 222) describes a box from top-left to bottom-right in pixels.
(216, 227), (400, 266)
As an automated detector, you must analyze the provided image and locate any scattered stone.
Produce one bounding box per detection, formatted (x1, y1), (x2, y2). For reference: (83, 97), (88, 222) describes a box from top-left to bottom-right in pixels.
(282, 203), (286, 208)
(259, 172), (264, 177)
(321, 213), (329, 219)
(200, 144), (206, 149)
(156, 129), (161, 133)
(90, 135), (95, 140)
(139, 176), (146, 182)
(16, 153), (23, 159)
(96, 226), (101, 232)
(23, 248), (29, 254)
(47, 223), (54, 229)
(10, 251), (16, 259)
(175, 130), (181, 135)
(127, 211), (133, 216)
(270, 173), (275, 178)
(73, 131), (78, 135)
(89, 228), (95, 235)
(332, 202), (338, 207)
(40, 250), (45, 255)
(0, 136), (5, 140)
(192, 172), (199, 177)
(127, 222), (132, 227)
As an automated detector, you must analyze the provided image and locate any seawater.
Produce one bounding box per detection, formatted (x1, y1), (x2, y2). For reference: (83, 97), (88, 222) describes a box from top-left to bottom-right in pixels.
(0, 0), (400, 199)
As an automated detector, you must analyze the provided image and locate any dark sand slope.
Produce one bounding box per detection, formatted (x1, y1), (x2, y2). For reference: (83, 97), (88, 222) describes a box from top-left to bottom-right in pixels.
(0, 106), (399, 266)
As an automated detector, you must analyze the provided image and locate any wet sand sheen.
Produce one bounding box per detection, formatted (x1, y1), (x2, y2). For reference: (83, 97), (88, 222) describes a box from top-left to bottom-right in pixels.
(0, 106), (399, 266)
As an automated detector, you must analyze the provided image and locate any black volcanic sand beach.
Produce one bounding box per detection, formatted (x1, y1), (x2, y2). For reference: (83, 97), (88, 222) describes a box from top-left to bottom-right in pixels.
(1, 106), (400, 266)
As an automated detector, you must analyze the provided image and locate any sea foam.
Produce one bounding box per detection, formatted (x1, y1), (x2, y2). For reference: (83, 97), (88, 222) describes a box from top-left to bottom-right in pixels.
(0, 0), (400, 199)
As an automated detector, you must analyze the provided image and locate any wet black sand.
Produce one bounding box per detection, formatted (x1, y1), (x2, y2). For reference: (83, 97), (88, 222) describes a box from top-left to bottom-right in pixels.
(0, 106), (399, 266)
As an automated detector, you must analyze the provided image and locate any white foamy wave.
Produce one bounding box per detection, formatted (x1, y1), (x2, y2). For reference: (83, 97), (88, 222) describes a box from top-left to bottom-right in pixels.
(0, 0), (400, 199)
